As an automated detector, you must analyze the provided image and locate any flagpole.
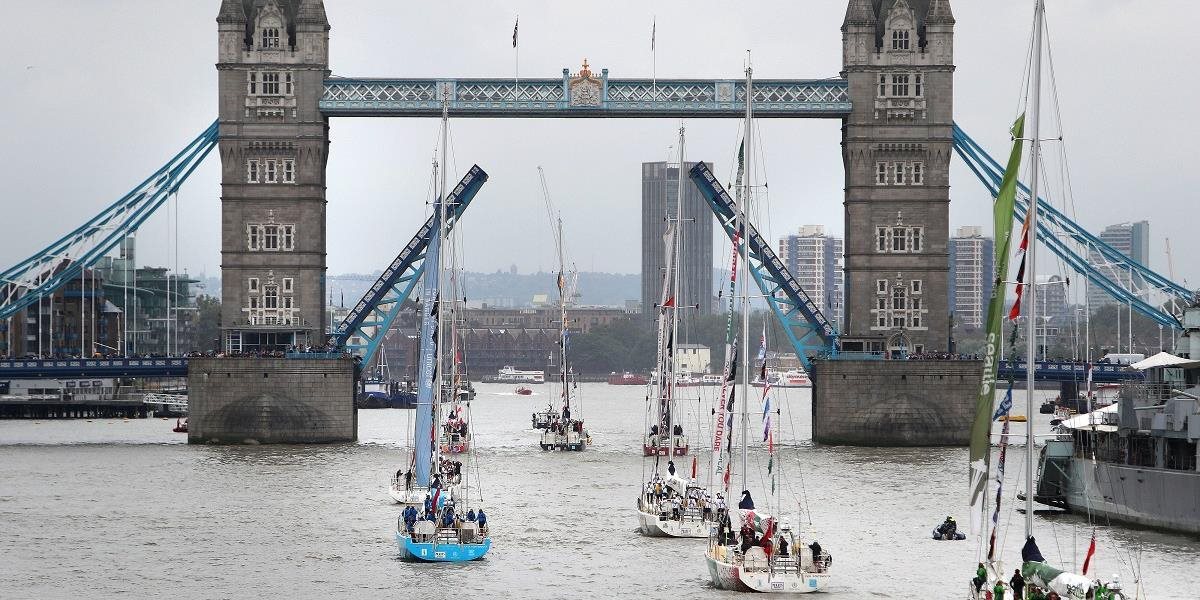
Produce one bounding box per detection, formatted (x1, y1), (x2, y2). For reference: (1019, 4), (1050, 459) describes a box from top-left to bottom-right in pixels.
(651, 16), (657, 101)
(513, 15), (520, 101)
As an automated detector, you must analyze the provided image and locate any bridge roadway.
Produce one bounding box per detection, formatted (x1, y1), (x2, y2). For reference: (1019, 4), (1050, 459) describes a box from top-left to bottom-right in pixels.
(0, 353), (351, 380)
(0, 355), (1137, 383)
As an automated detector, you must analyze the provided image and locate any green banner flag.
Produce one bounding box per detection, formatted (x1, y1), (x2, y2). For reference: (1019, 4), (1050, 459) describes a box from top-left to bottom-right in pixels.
(968, 114), (1026, 537)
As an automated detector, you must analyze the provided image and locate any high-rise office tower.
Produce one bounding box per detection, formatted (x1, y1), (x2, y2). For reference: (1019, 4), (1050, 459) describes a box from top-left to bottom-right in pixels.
(1087, 221), (1149, 309)
(779, 225), (845, 329)
(948, 226), (993, 329)
(641, 161), (714, 318)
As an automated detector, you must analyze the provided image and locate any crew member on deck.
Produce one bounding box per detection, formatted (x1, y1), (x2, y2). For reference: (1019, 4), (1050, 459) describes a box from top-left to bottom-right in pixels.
(740, 521), (757, 553)
(809, 540), (824, 572)
(738, 490), (754, 510)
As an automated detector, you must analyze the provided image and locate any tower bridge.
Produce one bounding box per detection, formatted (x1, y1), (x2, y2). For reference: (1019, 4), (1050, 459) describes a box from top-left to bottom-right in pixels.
(1, 0), (1191, 444)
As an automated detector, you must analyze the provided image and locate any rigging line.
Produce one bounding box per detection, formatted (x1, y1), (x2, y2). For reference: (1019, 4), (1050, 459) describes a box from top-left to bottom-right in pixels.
(1013, 2), (1037, 121)
(782, 387), (811, 524)
(1042, 21), (1087, 295)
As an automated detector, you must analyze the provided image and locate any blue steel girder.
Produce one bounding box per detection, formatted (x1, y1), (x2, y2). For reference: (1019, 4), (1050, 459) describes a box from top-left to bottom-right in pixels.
(329, 165), (489, 367)
(951, 124), (1186, 330)
(320, 74), (850, 118)
(688, 163), (838, 372)
(0, 122), (219, 321)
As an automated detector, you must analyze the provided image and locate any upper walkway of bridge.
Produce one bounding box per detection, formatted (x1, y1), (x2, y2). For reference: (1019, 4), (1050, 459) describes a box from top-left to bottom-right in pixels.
(319, 70), (851, 118)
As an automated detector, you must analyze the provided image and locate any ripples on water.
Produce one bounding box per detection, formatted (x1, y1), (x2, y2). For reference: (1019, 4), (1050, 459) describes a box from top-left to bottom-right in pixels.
(1, 384), (1196, 599)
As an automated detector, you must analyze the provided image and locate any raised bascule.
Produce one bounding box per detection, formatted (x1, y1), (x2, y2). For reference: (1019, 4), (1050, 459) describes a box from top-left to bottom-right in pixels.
(0, 0), (1190, 444)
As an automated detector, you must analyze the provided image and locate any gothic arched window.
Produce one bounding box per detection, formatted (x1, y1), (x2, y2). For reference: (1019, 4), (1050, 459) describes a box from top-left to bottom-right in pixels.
(261, 27), (281, 49)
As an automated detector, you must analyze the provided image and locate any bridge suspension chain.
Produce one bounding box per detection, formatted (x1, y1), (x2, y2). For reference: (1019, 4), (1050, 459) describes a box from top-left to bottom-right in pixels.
(0, 121), (219, 322)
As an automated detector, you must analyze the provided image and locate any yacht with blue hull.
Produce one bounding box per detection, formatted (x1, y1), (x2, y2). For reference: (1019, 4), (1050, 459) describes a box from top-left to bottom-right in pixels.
(398, 521), (491, 562)
(389, 114), (492, 562)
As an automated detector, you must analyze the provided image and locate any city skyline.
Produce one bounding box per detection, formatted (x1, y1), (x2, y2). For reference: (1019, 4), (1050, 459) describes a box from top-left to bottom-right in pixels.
(2, 3), (1198, 291)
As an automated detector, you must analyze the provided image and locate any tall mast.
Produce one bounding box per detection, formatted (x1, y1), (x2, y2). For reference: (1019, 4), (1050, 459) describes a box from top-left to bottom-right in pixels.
(669, 124), (685, 442)
(434, 86), (451, 474)
(1023, 0), (1044, 541)
(558, 216), (569, 412)
(739, 61), (754, 494)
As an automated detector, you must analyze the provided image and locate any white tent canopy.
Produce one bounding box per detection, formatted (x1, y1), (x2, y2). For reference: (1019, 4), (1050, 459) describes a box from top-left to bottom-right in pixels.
(1059, 403), (1118, 430)
(1129, 351), (1200, 371)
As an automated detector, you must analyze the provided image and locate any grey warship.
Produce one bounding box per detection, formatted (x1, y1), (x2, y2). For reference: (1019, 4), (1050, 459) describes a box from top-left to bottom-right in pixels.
(1035, 305), (1200, 534)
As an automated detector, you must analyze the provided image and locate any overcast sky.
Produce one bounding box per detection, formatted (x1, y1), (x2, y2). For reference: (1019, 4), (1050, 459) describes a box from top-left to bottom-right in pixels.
(2, 1), (1197, 300)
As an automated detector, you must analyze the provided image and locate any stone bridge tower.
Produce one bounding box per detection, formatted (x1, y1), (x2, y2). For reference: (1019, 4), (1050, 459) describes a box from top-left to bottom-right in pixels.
(841, 0), (955, 354)
(215, 0), (330, 352)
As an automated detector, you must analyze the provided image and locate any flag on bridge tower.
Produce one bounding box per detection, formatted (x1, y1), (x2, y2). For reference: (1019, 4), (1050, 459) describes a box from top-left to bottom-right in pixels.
(651, 17), (656, 51)
(512, 17), (519, 48)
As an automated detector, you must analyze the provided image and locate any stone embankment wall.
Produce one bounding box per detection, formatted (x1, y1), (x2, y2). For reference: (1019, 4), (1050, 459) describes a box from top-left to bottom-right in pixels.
(811, 359), (982, 446)
(188, 357), (356, 444)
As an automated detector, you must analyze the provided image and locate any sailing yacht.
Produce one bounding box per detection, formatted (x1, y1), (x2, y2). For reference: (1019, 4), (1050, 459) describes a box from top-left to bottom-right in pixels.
(704, 64), (831, 594)
(968, 2), (1132, 597)
(636, 125), (716, 539)
(535, 167), (590, 452)
(394, 96), (491, 562)
(438, 326), (471, 454)
(643, 124), (690, 459)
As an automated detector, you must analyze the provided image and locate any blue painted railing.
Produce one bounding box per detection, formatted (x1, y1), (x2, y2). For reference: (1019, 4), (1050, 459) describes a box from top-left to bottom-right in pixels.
(0, 357), (188, 378)
(996, 359), (1142, 383)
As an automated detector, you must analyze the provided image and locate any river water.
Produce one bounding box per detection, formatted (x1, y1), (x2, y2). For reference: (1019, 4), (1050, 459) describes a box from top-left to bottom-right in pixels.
(1, 383), (1196, 599)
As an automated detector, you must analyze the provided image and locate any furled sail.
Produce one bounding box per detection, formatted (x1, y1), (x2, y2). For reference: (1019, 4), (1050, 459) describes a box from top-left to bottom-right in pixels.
(413, 211), (443, 488)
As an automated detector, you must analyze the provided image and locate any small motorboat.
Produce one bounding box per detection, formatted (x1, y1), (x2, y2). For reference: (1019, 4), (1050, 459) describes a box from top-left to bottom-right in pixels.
(515, 386), (533, 395)
(931, 527), (966, 540)
(931, 518), (965, 540)
(172, 418), (188, 433)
